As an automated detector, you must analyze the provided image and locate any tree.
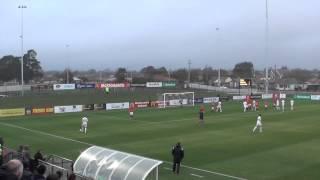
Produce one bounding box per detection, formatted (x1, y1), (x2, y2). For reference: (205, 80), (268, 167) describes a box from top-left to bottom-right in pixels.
(22, 49), (43, 82)
(115, 67), (127, 82)
(232, 61), (254, 78)
(172, 69), (188, 83)
(0, 49), (43, 83)
(283, 68), (313, 83)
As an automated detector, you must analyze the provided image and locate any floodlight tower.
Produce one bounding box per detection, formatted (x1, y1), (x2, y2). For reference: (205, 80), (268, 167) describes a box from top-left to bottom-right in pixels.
(18, 5), (27, 96)
(265, 0), (269, 94)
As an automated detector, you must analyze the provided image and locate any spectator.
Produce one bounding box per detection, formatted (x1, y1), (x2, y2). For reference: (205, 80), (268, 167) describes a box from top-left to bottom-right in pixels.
(33, 150), (44, 168)
(21, 161), (32, 180)
(32, 165), (46, 180)
(56, 171), (62, 179)
(171, 142), (184, 174)
(0, 159), (24, 180)
(67, 173), (76, 180)
(46, 174), (59, 180)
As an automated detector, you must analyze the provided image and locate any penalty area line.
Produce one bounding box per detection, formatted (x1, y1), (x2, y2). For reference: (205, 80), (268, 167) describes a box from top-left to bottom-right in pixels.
(0, 122), (248, 180)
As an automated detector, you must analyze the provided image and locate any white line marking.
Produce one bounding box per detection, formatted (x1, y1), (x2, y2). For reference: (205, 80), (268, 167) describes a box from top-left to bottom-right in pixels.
(191, 173), (204, 178)
(0, 122), (248, 180)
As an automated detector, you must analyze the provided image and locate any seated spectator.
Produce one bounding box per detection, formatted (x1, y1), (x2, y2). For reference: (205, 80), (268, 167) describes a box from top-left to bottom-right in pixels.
(46, 174), (59, 180)
(0, 159), (24, 180)
(32, 165), (46, 180)
(34, 150), (44, 167)
(21, 161), (32, 180)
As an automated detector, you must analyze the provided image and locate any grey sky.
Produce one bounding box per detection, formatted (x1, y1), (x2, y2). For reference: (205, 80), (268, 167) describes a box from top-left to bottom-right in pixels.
(0, 0), (319, 70)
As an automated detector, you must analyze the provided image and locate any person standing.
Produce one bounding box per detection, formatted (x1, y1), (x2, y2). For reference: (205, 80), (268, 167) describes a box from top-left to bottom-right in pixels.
(216, 101), (222, 112)
(281, 99), (285, 112)
(290, 99), (294, 111)
(172, 142), (184, 174)
(253, 114), (263, 133)
(252, 100), (256, 111)
(199, 105), (205, 126)
(243, 101), (248, 112)
(80, 116), (88, 134)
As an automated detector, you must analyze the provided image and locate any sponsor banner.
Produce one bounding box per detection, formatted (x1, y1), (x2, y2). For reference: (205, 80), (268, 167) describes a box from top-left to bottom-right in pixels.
(54, 105), (83, 113)
(83, 104), (94, 111)
(106, 102), (129, 110)
(0, 108), (25, 117)
(233, 96), (246, 100)
(134, 101), (150, 108)
(194, 98), (204, 104)
(250, 95), (262, 100)
(53, 84), (76, 90)
(311, 95), (320, 100)
(262, 94), (273, 99)
(294, 94), (311, 100)
(203, 97), (219, 104)
(169, 99), (188, 106)
(150, 101), (160, 107)
(97, 83), (130, 88)
(280, 93), (286, 99)
(76, 83), (96, 89)
(130, 84), (146, 87)
(146, 82), (162, 88)
(162, 81), (176, 87)
(32, 107), (54, 115)
(94, 104), (105, 110)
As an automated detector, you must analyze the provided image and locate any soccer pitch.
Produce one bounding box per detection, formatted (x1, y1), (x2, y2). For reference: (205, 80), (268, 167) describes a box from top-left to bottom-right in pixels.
(1, 101), (320, 180)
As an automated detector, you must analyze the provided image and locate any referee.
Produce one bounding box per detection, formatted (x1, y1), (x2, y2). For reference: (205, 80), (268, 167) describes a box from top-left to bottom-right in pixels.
(172, 142), (184, 174)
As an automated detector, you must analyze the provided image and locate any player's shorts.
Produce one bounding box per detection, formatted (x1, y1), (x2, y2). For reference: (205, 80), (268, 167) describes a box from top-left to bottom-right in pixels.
(82, 123), (87, 128)
(199, 112), (204, 120)
(129, 112), (134, 116)
(256, 122), (262, 126)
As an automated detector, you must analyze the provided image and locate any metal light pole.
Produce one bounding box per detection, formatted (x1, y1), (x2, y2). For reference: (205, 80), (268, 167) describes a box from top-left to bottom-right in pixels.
(187, 60), (191, 87)
(265, 0), (269, 94)
(66, 44), (70, 83)
(18, 5), (27, 96)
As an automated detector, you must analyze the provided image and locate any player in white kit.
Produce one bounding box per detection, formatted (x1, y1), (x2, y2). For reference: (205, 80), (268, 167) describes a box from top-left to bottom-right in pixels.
(243, 101), (248, 112)
(290, 99), (294, 111)
(252, 114), (262, 133)
(276, 99), (280, 111)
(216, 101), (222, 112)
(80, 116), (88, 134)
(252, 100), (256, 111)
(281, 99), (285, 112)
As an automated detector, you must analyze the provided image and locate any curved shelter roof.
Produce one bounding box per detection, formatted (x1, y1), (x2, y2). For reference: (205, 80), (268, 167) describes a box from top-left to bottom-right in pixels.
(73, 146), (162, 180)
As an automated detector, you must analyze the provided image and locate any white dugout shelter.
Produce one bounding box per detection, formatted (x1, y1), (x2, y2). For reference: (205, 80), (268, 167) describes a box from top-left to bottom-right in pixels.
(73, 146), (163, 180)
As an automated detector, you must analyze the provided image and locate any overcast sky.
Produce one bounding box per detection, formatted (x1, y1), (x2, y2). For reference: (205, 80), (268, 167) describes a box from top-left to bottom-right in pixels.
(0, 0), (319, 70)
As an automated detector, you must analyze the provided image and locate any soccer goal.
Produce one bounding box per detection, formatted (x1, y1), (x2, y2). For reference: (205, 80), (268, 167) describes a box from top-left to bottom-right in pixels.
(161, 92), (195, 108)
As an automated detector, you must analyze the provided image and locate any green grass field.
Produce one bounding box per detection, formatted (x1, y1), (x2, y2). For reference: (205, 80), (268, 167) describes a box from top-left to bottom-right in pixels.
(1, 101), (320, 180)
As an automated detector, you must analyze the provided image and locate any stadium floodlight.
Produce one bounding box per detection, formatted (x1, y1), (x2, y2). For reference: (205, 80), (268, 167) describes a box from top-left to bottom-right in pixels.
(161, 92), (195, 108)
(18, 5), (27, 96)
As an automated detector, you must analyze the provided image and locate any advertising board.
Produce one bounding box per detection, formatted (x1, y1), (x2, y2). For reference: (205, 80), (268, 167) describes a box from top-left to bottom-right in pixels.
(311, 95), (320, 100)
(233, 96), (246, 100)
(54, 105), (83, 113)
(146, 82), (162, 88)
(203, 97), (219, 103)
(32, 107), (54, 115)
(0, 108), (25, 117)
(106, 102), (129, 110)
(76, 84), (96, 89)
(53, 84), (76, 90)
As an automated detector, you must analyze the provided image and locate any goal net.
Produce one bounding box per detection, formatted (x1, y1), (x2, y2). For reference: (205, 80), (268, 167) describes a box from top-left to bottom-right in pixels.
(160, 92), (195, 108)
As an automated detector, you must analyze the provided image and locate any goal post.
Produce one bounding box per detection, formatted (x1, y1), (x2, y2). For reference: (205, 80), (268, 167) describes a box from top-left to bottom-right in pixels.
(162, 92), (195, 108)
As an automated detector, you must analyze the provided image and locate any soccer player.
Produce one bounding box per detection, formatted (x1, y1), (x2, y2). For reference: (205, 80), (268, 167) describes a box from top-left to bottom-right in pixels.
(216, 101), (222, 112)
(252, 100), (256, 111)
(253, 114), (263, 133)
(264, 101), (269, 110)
(243, 101), (248, 112)
(172, 142), (184, 174)
(276, 99), (280, 111)
(199, 105), (205, 125)
(80, 116), (88, 134)
(290, 99), (294, 111)
(211, 102), (215, 112)
(129, 103), (135, 119)
(281, 99), (285, 112)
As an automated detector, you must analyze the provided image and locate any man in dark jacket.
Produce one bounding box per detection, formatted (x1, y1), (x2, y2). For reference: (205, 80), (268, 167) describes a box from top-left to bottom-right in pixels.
(171, 142), (184, 174)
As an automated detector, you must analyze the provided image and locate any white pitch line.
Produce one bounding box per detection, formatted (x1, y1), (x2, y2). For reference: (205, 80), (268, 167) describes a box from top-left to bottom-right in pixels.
(191, 173), (204, 178)
(0, 122), (248, 180)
